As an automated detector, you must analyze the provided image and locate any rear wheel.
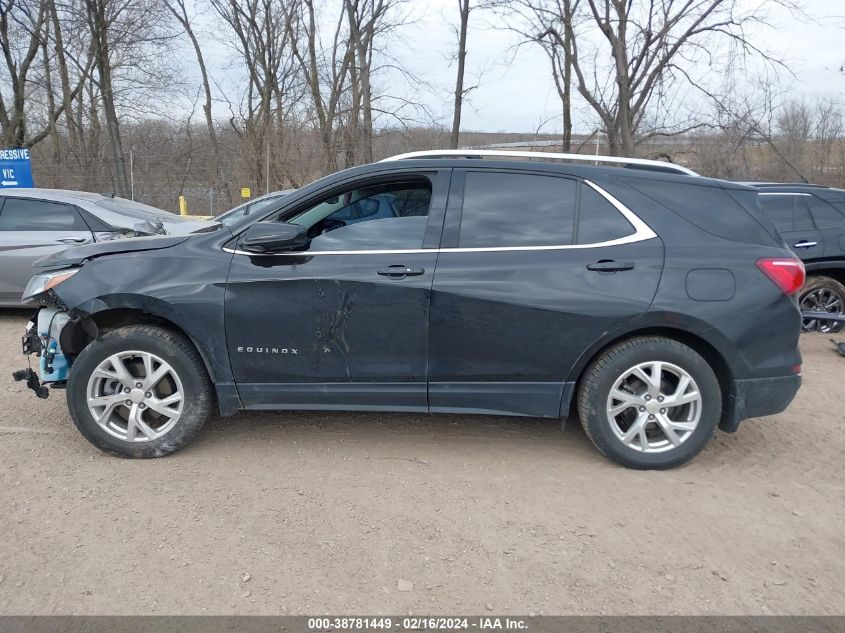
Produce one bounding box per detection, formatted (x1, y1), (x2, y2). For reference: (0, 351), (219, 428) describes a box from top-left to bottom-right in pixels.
(799, 275), (845, 334)
(67, 325), (212, 458)
(577, 336), (722, 469)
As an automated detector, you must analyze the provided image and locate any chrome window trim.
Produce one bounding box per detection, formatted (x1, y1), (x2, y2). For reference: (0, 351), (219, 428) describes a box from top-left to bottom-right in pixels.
(224, 179), (657, 257)
(758, 192), (812, 196)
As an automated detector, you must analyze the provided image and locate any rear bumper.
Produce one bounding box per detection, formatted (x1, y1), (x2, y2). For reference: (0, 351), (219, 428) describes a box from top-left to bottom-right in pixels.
(720, 374), (801, 432)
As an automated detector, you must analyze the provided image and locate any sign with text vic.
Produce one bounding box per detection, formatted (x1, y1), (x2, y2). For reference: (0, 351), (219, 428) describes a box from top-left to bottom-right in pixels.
(0, 148), (34, 188)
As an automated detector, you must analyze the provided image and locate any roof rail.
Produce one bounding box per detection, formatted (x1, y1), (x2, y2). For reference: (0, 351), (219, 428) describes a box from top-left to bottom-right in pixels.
(379, 149), (699, 177)
(741, 181), (829, 189)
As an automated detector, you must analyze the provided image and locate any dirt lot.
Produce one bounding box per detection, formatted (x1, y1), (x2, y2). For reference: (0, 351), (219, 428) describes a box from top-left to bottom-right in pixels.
(0, 309), (843, 616)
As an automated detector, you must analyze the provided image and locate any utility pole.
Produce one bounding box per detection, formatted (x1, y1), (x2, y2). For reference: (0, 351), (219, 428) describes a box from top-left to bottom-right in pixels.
(129, 147), (135, 200)
(265, 136), (270, 195)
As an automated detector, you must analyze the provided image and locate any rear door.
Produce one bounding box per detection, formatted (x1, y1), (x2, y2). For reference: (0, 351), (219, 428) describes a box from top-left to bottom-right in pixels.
(0, 197), (94, 304)
(758, 193), (825, 261)
(427, 169), (664, 418)
(802, 194), (845, 257)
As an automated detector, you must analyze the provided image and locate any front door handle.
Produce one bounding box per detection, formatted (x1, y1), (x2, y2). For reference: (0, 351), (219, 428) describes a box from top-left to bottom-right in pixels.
(377, 265), (425, 279)
(56, 236), (88, 244)
(586, 260), (635, 272)
(793, 240), (818, 249)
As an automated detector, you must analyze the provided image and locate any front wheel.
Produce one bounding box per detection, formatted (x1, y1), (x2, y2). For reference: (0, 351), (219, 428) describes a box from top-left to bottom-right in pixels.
(66, 325), (213, 458)
(577, 336), (722, 469)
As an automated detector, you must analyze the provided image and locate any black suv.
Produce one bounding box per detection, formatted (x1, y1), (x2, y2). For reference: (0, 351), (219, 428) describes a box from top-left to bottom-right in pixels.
(753, 182), (845, 333)
(16, 151), (804, 469)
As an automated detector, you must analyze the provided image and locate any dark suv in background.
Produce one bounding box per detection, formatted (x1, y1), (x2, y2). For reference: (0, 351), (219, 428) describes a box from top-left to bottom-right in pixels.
(754, 182), (845, 332)
(16, 151), (804, 469)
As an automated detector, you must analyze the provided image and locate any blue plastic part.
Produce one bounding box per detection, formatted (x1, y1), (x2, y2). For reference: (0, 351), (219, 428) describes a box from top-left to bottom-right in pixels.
(39, 341), (69, 382)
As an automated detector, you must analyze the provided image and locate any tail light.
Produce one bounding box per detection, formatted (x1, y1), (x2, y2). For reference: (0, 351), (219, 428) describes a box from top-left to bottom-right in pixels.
(756, 257), (805, 295)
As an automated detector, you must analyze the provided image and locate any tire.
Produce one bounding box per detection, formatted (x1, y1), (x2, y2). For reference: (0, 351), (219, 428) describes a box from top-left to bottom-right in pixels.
(577, 336), (722, 470)
(66, 325), (213, 458)
(799, 275), (845, 334)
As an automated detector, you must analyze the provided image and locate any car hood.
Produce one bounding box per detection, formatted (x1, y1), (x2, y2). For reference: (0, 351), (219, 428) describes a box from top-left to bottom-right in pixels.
(34, 235), (191, 269)
(163, 219), (218, 235)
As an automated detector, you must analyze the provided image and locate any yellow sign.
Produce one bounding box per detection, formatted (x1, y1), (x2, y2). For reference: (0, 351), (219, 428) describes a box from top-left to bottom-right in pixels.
(240, 187), (251, 198)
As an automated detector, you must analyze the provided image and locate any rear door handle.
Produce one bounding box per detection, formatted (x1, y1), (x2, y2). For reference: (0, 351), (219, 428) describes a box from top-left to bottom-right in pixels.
(586, 260), (635, 272)
(56, 236), (87, 244)
(377, 265), (425, 278)
(793, 240), (818, 249)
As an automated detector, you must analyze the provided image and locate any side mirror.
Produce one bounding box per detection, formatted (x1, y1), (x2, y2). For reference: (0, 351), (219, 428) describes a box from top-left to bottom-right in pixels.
(240, 222), (310, 254)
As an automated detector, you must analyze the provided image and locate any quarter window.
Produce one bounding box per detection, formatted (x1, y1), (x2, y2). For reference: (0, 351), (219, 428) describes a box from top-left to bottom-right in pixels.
(802, 196), (844, 229)
(576, 185), (634, 244)
(0, 198), (88, 231)
(458, 172), (576, 247)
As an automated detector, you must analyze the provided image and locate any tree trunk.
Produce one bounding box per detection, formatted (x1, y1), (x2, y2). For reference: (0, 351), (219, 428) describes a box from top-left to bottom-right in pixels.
(88, 0), (130, 197)
(165, 0), (230, 202)
(450, 0), (470, 150)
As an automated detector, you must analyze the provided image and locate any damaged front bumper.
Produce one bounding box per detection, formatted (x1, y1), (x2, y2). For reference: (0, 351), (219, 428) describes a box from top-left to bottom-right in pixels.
(13, 306), (74, 398)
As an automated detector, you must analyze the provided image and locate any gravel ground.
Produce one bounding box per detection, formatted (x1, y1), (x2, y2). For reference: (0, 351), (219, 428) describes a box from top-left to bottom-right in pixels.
(0, 309), (843, 615)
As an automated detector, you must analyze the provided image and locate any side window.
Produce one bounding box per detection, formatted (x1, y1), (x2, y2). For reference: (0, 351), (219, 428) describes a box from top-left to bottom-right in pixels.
(793, 199), (814, 231)
(576, 184), (634, 244)
(458, 172), (576, 247)
(758, 196), (794, 233)
(0, 198), (88, 231)
(288, 179), (432, 251)
(802, 196), (844, 230)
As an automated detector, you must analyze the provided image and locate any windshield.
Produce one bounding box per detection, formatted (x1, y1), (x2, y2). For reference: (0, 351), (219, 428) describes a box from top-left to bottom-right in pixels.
(95, 197), (194, 223)
(217, 191), (295, 228)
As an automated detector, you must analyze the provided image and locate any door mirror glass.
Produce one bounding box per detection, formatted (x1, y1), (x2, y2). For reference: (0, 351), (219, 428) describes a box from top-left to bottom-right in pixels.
(240, 222), (310, 253)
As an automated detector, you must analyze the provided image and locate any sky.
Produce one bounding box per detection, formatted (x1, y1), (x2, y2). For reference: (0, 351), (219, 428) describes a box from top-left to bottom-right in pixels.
(190, 0), (845, 135)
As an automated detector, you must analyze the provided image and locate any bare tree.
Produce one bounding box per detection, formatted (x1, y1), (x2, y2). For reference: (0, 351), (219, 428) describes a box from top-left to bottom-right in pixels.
(83, 0), (174, 196)
(286, 0), (354, 172)
(211, 0), (298, 191)
(503, 0), (579, 150)
(506, 0), (796, 156)
(0, 0), (47, 146)
(343, 0), (418, 163)
(164, 0), (230, 201)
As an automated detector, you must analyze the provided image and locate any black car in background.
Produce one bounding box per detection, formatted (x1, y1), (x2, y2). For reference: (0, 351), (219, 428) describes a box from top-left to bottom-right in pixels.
(754, 182), (845, 332)
(16, 151), (804, 469)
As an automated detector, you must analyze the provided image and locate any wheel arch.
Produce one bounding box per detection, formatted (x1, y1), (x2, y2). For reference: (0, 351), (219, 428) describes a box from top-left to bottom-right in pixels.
(60, 302), (242, 416)
(63, 307), (212, 375)
(563, 323), (734, 424)
(803, 266), (845, 287)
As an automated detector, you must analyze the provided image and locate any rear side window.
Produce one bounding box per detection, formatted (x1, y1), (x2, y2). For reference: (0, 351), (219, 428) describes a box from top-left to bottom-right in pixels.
(458, 172), (576, 247)
(802, 196), (844, 229)
(620, 177), (777, 245)
(0, 198), (88, 231)
(794, 199), (814, 231)
(758, 196), (794, 232)
(576, 185), (634, 244)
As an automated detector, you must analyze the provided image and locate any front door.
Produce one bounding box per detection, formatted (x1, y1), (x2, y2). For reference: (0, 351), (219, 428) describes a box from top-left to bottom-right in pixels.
(428, 169), (664, 417)
(224, 170), (450, 411)
(0, 197), (94, 304)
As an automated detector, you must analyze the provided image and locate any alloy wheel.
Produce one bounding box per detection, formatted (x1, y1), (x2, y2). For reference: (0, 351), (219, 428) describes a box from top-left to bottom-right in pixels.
(86, 350), (184, 442)
(800, 287), (844, 333)
(605, 361), (702, 453)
